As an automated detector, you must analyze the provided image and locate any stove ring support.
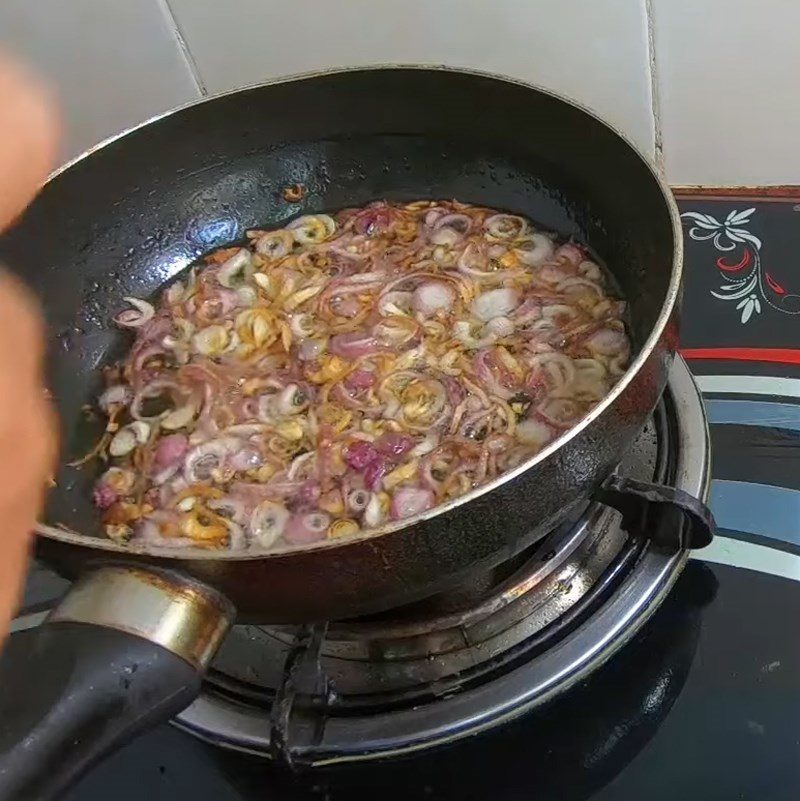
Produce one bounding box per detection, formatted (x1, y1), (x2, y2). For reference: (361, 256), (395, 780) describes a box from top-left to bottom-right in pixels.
(174, 356), (712, 765)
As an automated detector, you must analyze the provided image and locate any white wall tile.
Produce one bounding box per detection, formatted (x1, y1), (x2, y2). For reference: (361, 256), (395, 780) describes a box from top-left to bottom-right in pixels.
(0, 0), (202, 163)
(168, 0), (656, 157)
(654, 0), (800, 185)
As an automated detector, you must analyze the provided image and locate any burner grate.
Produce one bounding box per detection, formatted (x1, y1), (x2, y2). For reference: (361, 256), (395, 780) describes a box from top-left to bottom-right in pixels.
(174, 357), (711, 766)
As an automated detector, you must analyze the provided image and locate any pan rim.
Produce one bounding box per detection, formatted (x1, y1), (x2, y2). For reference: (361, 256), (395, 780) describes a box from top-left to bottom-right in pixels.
(34, 63), (683, 560)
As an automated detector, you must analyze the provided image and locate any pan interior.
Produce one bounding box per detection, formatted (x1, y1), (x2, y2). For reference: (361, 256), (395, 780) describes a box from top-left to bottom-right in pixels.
(0, 68), (676, 550)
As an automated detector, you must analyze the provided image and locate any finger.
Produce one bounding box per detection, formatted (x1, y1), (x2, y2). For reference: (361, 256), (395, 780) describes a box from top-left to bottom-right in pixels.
(0, 52), (60, 231)
(0, 396), (54, 643)
(0, 506), (33, 642)
(0, 274), (57, 500)
(0, 270), (48, 381)
(0, 275), (55, 641)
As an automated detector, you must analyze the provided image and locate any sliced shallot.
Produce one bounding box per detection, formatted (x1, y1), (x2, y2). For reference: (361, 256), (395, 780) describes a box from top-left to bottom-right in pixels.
(329, 332), (380, 360)
(485, 214), (528, 241)
(255, 230), (293, 260)
(151, 434), (189, 484)
(515, 233), (555, 266)
(554, 243), (585, 266)
(515, 418), (554, 449)
(249, 501), (289, 548)
(114, 297), (155, 328)
(217, 249), (252, 287)
(586, 327), (630, 357)
(287, 214), (336, 245)
(390, 487), (434, 520)
(471, 288), (521, 322)
(284, 512), (330, 544)
(161, 402), (198, 431)
(412, 281), (455, 316)
(98, 384), (131, 411)
(109, 421), (150, 457)
(183, 437), (238, 483)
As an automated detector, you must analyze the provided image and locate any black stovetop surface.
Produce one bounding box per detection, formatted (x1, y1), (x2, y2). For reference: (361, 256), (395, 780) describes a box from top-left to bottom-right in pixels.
(25, 191), (800, 799)
(60, 562), (800, 801)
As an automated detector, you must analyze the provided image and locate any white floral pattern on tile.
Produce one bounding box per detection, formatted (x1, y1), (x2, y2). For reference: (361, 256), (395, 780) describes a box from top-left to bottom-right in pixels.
(681, 208), (800, 324)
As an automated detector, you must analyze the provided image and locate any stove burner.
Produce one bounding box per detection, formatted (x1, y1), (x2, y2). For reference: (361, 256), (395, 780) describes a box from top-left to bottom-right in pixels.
(175, 357), (711, 766)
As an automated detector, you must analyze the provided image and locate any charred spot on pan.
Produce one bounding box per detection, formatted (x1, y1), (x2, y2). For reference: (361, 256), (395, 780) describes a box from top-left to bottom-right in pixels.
(282, 183), (306, 203)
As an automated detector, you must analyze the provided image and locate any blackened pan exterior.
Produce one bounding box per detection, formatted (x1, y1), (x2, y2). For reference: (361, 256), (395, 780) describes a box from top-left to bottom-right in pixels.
(0, 68), (681, 622)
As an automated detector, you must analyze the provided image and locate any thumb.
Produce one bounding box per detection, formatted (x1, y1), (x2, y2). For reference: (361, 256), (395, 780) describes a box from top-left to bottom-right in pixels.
(0, 51), (60, 231)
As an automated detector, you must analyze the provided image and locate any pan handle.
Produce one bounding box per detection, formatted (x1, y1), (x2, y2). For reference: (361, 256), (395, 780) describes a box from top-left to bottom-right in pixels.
(0, 566), (233, 801)
(596, 474), (716, 549)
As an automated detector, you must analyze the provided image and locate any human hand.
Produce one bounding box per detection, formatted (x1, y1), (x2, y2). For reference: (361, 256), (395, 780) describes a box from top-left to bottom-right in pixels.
(0, 53), (60, 639)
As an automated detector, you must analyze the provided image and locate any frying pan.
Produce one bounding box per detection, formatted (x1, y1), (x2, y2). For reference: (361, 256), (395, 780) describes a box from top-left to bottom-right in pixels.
(0, 67), (714, 799)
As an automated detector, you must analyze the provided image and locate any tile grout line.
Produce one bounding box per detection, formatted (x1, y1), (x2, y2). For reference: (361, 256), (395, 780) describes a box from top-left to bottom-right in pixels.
(645, 0), (664, 174)
(156, 0), (209, 97)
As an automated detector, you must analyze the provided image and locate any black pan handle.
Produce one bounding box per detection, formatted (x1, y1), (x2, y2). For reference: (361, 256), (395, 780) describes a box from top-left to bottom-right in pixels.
(596, 474), (716, 549)
(0, 566), (233, 801)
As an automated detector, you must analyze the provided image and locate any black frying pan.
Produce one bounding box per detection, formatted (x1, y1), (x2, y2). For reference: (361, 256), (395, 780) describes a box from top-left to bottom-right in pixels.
(0, 67), (714, 799)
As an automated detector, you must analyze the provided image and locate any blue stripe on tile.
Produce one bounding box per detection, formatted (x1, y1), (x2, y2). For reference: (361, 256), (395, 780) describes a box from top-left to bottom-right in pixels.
(709, 479), (800, 547)
(693, 535), (800, 582)
(705, 399), (800, 433)
(707, 527), (800, 557)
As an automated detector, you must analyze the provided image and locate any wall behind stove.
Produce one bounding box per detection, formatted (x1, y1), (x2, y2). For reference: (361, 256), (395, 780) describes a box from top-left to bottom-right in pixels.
(0, 0), (796, 187)
(651, 0), (800, 186)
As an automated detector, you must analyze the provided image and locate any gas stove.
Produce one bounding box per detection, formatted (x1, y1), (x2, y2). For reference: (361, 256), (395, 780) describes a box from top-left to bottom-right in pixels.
(13, 356), (711, 781)
(19, 189), (800, 801)
(172, 356), (709, 766)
